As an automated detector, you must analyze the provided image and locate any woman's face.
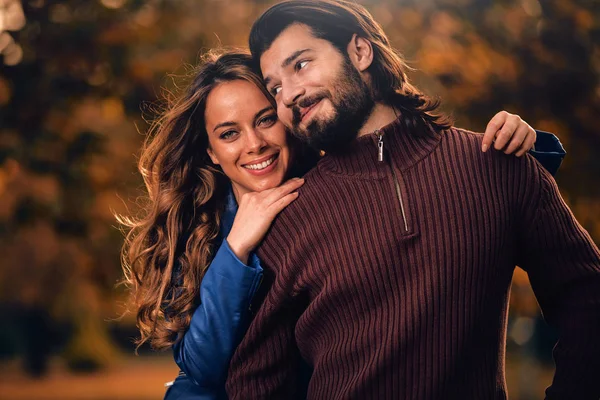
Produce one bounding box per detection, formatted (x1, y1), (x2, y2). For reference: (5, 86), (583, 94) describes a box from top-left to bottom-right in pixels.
(205, 79), (291, 199)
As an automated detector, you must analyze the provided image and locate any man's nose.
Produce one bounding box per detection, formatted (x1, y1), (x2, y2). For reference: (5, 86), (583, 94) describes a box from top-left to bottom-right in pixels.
(282, 83), (305, 108)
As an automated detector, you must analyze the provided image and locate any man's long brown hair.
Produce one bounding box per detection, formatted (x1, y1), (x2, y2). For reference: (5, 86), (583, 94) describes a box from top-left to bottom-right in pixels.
(249, 0), (453, 132)
(119, 50), (274, 350)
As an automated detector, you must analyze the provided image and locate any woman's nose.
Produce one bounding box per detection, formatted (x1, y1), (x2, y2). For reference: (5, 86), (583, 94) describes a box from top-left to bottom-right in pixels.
(245, 129), (268, 153)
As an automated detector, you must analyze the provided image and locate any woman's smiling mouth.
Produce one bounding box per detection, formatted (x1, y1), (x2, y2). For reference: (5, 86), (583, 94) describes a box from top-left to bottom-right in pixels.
(243, 153), (280, 171)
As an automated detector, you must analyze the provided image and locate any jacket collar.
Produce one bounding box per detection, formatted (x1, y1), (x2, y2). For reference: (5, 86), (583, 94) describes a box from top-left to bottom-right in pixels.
(318, 115), (443, 179)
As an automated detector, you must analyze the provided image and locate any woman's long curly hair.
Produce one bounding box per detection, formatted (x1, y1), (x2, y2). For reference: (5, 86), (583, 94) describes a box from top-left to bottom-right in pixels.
(119, 49), (277, 351)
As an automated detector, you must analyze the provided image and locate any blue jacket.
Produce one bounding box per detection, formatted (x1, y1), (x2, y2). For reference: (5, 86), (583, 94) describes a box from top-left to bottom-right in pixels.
(164, 130), (565, 400)
(528, 130), (565, 176)
(165, 192), (263, 400)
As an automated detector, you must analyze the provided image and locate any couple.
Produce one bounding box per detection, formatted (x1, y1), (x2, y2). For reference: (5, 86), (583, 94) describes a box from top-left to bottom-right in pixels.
(122, 1), (600, 399)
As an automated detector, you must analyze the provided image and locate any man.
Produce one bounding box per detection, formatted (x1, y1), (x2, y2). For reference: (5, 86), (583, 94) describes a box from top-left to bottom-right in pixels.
(226, 1), (600, 399)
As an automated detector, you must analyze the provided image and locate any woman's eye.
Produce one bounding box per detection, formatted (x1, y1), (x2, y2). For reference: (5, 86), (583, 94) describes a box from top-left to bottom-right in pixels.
(220, 130), (237, 140)
(258, 114), (277, 127)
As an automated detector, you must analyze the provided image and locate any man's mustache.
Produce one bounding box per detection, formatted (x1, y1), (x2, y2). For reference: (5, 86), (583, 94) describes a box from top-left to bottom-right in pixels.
(292, 92), (330, 126)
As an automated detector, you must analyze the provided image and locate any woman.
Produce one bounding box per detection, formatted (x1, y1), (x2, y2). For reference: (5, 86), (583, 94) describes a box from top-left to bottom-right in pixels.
(119, 49), (564, 400)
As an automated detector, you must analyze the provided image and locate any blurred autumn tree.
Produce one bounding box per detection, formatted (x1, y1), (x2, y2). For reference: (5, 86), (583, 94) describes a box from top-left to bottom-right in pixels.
(0, 0), (597, 378)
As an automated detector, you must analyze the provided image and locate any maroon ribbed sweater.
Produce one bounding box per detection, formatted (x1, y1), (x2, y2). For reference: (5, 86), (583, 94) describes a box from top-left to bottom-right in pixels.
(225, 118), (600, 399)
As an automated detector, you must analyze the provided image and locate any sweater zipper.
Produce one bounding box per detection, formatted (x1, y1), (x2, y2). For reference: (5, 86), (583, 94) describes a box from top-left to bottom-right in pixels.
(376, 130), (409, 233)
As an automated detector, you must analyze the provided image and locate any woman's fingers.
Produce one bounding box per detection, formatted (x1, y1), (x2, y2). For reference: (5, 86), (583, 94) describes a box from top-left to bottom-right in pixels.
(228, 179), (304, 259)
(482, 111), (537, 157)
(263, 177), (304, 204)
(482, 111), (508, 152)
(503, 124), (529, 155)
(515, 130), (537, 157)
(493, 114), (521, 151)
(270, 191), (300, 214)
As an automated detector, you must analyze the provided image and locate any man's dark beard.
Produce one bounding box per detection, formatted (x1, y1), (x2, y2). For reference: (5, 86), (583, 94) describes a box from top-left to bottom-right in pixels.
(290, 58), (374, 152)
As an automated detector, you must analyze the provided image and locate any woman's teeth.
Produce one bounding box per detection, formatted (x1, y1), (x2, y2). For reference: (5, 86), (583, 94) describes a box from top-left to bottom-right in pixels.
(244, 155), (277, 170)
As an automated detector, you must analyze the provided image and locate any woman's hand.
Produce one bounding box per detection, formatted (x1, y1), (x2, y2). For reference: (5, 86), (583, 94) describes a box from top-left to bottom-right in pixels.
(481, 111), (537, 157)
(227, 178), (305, 264)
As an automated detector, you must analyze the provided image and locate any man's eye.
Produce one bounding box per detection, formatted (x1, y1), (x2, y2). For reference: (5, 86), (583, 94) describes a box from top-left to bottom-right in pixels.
(271, 86), (282, 96)
(296, 60), (308, 71)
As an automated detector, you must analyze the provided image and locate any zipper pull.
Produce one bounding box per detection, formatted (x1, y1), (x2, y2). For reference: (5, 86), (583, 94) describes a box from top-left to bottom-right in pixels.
(376, 130), (384, 162)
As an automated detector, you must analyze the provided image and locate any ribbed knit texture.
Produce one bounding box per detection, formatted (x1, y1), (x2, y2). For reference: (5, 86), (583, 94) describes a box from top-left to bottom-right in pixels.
(225, 117), (600, 400)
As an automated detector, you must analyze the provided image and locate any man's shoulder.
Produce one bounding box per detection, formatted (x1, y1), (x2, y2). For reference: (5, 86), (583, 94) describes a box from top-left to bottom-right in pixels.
(439, 126), (549, 195)
(441, 126), (485, 149)
(434, 126), (494, 168)
(255, 169), (328, 272)
(259, 164), (336, 248)
(277, 166), (328, 223)
(440, 126), (535, 167)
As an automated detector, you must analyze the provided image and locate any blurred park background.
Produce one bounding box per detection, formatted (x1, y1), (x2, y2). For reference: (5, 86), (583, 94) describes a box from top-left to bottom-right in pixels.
(0, 0), (598, 399)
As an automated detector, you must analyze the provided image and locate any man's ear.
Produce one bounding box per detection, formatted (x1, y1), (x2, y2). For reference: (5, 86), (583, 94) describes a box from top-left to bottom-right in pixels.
(206, 147), (219, 165)
(347, 34), (374, 73)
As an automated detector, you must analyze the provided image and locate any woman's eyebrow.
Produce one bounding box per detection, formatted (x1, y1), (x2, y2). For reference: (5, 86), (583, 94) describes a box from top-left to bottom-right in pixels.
(254, 105), (275, 121)
(212, 120), (237, 133)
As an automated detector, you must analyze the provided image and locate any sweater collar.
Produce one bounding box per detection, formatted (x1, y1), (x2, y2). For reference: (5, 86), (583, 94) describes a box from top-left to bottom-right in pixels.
(318, 115), (443, 179)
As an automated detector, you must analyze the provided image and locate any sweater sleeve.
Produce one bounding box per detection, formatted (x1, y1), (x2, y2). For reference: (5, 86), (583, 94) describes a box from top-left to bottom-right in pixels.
(225, 276), (302, 399)
(528, 130), (566, 176)
(516, 160), (600, 399)
(172, 239), (263, 388)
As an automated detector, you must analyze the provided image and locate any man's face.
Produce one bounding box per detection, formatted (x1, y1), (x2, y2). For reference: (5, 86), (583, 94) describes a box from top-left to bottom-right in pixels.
(260, 23), (374, 151)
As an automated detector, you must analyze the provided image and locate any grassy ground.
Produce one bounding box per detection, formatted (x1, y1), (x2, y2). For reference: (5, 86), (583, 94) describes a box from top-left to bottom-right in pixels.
(0, 354), (553, 399)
